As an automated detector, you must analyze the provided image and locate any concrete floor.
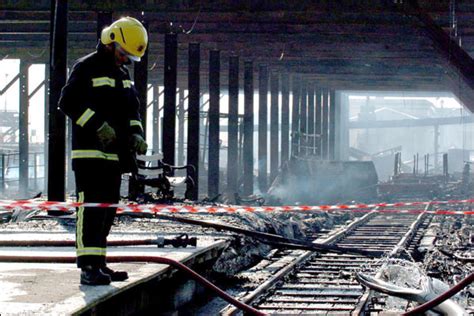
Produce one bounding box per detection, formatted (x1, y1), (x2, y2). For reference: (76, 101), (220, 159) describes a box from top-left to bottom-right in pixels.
(0, 232), (227, 315)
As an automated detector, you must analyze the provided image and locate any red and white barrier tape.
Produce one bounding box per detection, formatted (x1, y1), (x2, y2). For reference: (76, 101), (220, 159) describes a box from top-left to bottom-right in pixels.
(0, 199), (473, 215)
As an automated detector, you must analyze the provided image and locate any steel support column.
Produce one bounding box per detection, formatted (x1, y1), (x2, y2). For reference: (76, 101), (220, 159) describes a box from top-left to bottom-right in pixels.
(208, 50), (220, 198)
(243, 61), (254, 196)
(280, 73), (290, 165)
(258, 65), (268, 193)
(307, 84), (315, 155)
(291, 75), (301, 157)
(329, 89), (336, 160)
(227, 56), (239, 200)
(270, 72), (279, 183)
(47, 0), (67, 203)
(19, 62), (29, 197)
(187, 43), (200, 200)
(163, 33), (177, 166)
(315, 88), (322, 158)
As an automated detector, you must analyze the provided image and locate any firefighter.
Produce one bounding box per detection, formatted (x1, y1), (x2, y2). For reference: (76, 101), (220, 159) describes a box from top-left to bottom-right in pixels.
(59, 17), (148, 285)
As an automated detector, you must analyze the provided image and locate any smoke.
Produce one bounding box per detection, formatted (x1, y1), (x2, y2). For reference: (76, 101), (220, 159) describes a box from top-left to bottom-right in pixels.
(268, 158), (378, 205)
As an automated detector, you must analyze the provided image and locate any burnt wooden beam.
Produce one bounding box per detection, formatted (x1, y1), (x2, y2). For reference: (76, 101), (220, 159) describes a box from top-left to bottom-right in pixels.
(321, 89), (329, 160)
(0, 3), (411, 12)
(19, 61), (29, 197)
(152, 85), (160, 154)
(281, 73), (290, 165)
(2, 40), (446, 63)
(96, 11), (112, 40)
(43, 66), (49, 178)
(177, 89), (185, 166)
(291, 75), (300, 157)
(0, 8), (428, 24)
(6, 7), (474, 104)
(227, 56), (239, 200)
(315, 88), (322, 158)
(47, 0), (67, 204)
(307, 84), (315, 155)
(270, 72), (279, 183)
(300, 80), (308, 156)
(129, 19), (151, 198)
(257, 65), (268, 193)
(163, 32), (177, 166)
(336, 92), (347, 160)
(328, 89), (336, 160)
(208, 50), (220, 198)
(407, 0), (474, 111)
(243, 61), (254, 196)
(187, 43), (200, 200)
(134, 20), (149, 138)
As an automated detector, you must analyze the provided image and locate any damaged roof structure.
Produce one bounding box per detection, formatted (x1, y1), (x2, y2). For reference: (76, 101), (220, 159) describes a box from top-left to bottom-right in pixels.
(0, 1), (472, 315)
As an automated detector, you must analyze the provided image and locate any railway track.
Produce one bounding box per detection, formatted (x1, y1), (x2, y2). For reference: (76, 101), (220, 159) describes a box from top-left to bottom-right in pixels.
(222, 203), (434, 315)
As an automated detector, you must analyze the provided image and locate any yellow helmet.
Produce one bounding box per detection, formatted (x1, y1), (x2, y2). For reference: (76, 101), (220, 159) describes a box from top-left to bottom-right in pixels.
(100, 17), (148, 62)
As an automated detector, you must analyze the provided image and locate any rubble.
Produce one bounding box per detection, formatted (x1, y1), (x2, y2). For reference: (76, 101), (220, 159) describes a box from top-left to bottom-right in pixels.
(0, 206), (355, 277)
(357, 260), (469, 315)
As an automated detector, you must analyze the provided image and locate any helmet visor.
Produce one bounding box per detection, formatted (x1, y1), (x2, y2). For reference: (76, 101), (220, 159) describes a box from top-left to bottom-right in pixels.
(115, 43), (141, 62)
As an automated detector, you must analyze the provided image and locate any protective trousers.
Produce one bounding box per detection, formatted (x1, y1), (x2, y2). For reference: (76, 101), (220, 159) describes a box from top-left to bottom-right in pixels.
(74, 160), (121, 268)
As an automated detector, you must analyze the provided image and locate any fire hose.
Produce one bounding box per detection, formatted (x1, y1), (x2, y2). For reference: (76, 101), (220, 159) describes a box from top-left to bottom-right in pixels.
(4, 209), (378, 256)
(148, 213), (379, 257)
(0, 234), (197, 248)
(402, 272), (474, 315)
(0, 254), (266, 316)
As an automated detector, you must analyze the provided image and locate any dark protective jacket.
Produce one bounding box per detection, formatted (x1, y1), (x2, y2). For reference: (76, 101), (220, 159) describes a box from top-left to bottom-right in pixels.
(59, 44), (144, 173)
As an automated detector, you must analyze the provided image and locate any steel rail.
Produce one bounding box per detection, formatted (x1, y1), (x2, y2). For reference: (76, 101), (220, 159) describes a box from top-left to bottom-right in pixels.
(244, 204), (432, 314)
(221, 210), (378, 315)
(352, 203), (430, 315)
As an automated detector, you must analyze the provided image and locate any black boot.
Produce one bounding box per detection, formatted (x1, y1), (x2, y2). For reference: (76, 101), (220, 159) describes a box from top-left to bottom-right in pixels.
(80, 266), (111, 285)
(101, 266), (128, 282)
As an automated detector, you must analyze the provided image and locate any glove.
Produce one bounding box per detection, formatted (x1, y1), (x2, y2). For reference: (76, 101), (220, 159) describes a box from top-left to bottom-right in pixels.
(130, 134), (148, 155)
(97, 122), (116, 148)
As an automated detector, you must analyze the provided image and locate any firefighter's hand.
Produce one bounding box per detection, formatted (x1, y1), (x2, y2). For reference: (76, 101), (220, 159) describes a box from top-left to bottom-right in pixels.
(130, 134), (148, 155)
(97, 122), (117, 148)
